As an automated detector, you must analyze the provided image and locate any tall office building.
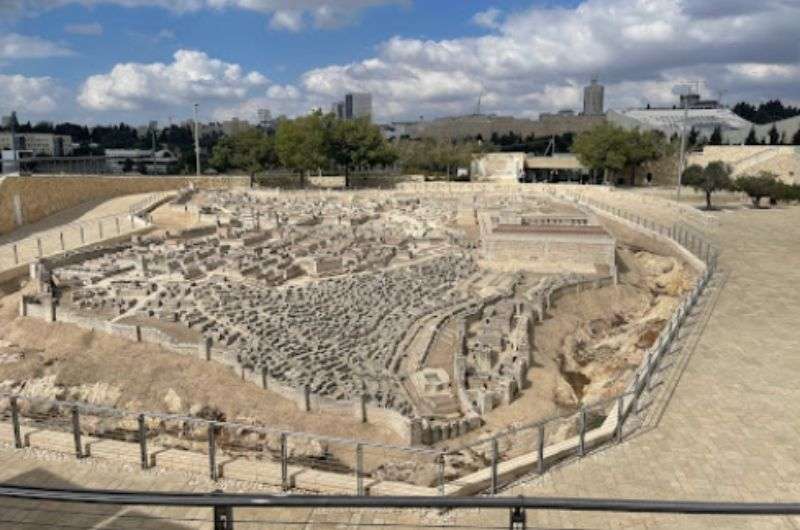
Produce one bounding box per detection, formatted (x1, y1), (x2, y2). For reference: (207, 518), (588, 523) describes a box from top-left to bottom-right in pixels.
(344, 93), (372, 121)
(582, 78), (604, 116)
(257, 109), (272, 126)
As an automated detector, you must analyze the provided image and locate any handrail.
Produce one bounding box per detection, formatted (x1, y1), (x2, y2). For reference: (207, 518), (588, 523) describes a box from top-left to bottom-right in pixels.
(1, 485), (799, 515)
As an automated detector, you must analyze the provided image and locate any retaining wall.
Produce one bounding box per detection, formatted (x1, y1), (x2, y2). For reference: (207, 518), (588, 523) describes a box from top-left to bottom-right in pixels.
(0, 175), (250, 235)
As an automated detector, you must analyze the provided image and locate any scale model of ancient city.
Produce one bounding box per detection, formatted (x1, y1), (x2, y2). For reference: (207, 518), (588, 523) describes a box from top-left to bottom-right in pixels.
(14, 182), (702, 490)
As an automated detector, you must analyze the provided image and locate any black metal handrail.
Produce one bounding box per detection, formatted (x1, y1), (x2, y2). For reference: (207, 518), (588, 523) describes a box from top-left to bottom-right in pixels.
(2, 484), (800, 515)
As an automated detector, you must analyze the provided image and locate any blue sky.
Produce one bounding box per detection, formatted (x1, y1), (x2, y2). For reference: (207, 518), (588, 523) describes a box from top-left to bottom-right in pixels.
(1, 0), (798, 125)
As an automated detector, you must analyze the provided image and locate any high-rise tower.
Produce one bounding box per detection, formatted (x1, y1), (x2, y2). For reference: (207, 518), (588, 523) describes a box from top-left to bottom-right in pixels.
(583, 78), (605, 116)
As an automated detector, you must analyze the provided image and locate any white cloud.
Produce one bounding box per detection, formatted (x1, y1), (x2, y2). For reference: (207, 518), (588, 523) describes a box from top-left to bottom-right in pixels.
(0, 74), (60, 114)
(269, 10), (303, 31)
(3, 0), (401, 30)
(65, 22), (103, 35)
(212, 84), (314, 121)
(300, 0), (800, 121)
(77, 49), (269, 111)
(0, 33), (72, 59)
(472, 7), (502, 30)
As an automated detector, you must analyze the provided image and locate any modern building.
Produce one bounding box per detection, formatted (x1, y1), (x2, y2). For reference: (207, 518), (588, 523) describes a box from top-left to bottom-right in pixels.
(257, 109), (272, 126)
(104, 149), (178, 174)
(1, 149), (33, 173)
(583, 78), (605, 116)
(345, 93), (372, 121)
(332, 93), (373, 121)
(221, 118), (252, 136)
(0, 132), (74, 156)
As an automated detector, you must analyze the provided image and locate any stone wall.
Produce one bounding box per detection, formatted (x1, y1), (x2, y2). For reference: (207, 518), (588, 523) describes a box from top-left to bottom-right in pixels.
(470, 153), (525, 182)
(0, 175), (250, 235)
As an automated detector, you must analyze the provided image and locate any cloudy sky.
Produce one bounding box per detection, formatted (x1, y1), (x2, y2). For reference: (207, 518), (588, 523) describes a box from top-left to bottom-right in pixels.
(1, 0), (799, 126)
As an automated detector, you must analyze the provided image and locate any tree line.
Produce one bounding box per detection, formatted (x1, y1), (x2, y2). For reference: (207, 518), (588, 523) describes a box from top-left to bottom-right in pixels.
(682, 162), (800, 210)
(209, 111), (485, 186)
(732, 100), (800, 125)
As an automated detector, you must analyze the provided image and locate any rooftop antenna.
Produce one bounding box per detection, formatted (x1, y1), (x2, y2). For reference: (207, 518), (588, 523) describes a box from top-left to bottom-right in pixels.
(476, 88), (485, 116)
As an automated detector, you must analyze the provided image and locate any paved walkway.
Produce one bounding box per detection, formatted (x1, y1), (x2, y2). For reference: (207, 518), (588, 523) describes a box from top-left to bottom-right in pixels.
(0, 205), (799, 529)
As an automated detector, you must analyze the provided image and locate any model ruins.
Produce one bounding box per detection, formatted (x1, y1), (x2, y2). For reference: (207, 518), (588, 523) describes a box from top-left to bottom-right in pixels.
(22, 189), (620, 444)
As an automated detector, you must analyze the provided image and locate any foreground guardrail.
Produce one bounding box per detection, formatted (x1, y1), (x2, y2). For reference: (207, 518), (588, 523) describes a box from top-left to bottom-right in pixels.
(1, 485), (799, 529)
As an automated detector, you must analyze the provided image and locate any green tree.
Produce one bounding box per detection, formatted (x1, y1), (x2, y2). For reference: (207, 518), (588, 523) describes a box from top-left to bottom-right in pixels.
(736, 171), (780, 208)
(327, 117), (397, 187)
(395, 138), (483, 179)
(682, 161), (734, 210)
(275, 111), (332, 187)
(708, 126), (723, 145)
(210, 129), (277, 176)
(793, 127), (800, 146)
(745, 128), (759, 145)
(573, 124), (666, 185)
(768, 124), (781, 145)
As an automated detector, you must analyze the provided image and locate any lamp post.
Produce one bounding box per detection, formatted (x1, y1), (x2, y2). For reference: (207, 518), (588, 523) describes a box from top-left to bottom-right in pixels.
(674, 84), (694, 201)
(193, 103), (201, 176)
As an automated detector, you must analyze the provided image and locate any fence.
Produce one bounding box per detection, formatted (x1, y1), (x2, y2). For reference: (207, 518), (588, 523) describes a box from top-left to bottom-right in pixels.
(0, 191), (173, 277)
(0, 186), (719, 497)
(2, 485), (799, 530)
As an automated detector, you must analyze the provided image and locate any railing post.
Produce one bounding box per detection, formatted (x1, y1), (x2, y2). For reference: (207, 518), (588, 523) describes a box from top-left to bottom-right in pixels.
(280, 433), (288, 491)
(59, 232), (65, 251)
(36, 238), (43, 258)
(98, 220), (103, 239)
(490, 437), (499, 495)
(355, 443), (364, 496)
(261, 367), (268, 389)
(438, 452), (446, 496)
(208, 422), (217, 481)
(616, 395), (624, 443)
(12, 244), (19, 265)
(10, 396), (22, 449)
(71, 406), (82, 459)
(80, 226), (85, 244)
(537, 424), (545, 474)
(138, 414), (148, 470)
(510, 506), (526, 530)
(578, 408), (586, 457)
(115, 217), (121, 235)
(213, 504), (234, 530)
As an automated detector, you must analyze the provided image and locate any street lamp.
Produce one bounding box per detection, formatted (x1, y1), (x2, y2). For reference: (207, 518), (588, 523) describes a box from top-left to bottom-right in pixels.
(674, 83), (695, 201)
(193, 103), (201, 176)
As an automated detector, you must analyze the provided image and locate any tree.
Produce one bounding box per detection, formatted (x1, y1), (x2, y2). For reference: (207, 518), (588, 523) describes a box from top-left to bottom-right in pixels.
(732, 99), (800, 124)
(682, 161), (734, 210)
(708, 126), (723, 145)
(688, 127), (699, 147)
(794, 127), (800, 146)
(736, 171), (780, 208)
(768, 125), (781, 145)
(573, 124), (666, 185)
(210, 129), (277, 176)
(395, 138), (483, 179)
(327, 117), (397, 187)
(745, 128), (759, 145)
(275, 111), (332, 186)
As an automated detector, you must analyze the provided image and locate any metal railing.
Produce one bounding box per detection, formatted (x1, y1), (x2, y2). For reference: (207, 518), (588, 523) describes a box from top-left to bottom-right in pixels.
(1, 484), (799, 530)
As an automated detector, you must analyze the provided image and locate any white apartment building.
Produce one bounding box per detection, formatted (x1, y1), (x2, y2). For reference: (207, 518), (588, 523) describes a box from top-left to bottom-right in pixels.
(0, 132), (74, 156)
